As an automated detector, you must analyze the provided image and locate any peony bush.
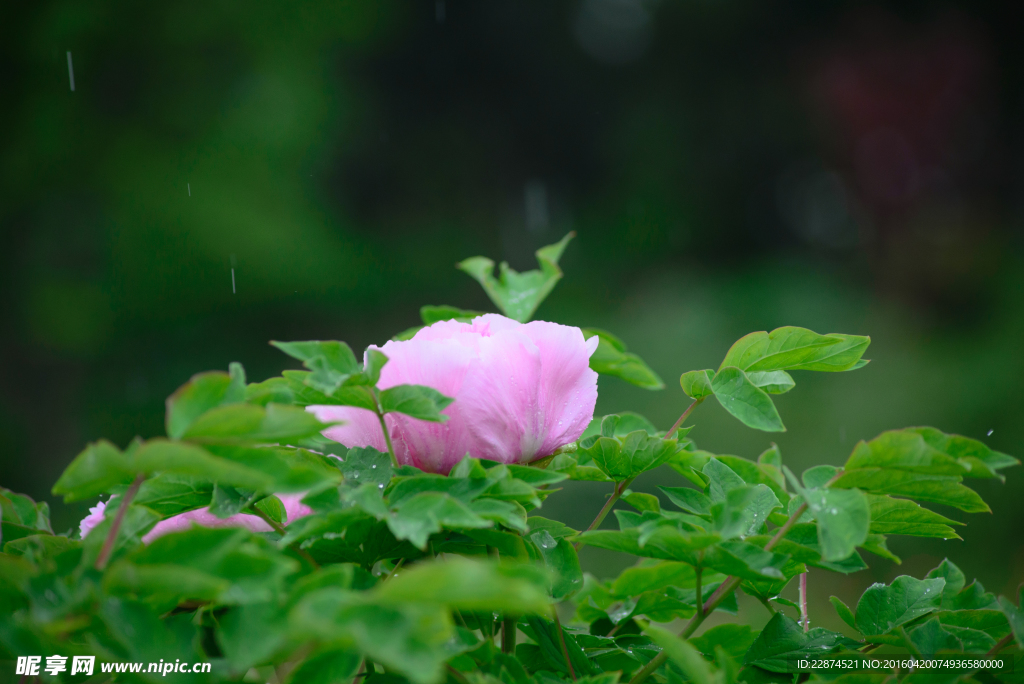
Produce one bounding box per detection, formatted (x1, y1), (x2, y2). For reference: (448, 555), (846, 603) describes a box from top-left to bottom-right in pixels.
(1, 233), (1022, 684)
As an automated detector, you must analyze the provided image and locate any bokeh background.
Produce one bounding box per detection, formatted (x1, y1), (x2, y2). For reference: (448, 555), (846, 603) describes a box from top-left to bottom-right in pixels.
(3, 0), (1023, 633)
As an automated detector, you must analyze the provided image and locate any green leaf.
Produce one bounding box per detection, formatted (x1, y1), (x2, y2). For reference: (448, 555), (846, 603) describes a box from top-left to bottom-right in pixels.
(830, 596), (858, 631)
(710, 485), (781, 539)
(866, 495), (962, 539)
(580, 431), (680, 480)
(795, 481), (869, 563)
(420, 304), (486, 325)
(681, 369), (716, 400)
(338, 446), (393, 489)
(255, 495), (286, 525)
(529, 531), (583, 599)
(379, 384), (455, 422)
(52, 439), (137, 502)
(645, 623), (715, 684)
(376, 557), (551, 614)
(832, 469), (988, 513)
(743, 612), (861, 673)
(133, 474), (214, 517)
(660, 486), (711, 516)
(165, 369), (245, 439)
(711, 367), (785, 433)
(691, 624), (759, 662)
(845, 430), (969, 475)
(997, 588), (1024, 649)
(457, 232), (574, 322)
(132, 440), (276, 490)
(523, 614), (600, 677)
(704, 540), (791, 581)
(245, 376), (295, 406)
(610, 561), (698, 597)
(720, 327), (870, 373)
(181, 403), (329, 445)
(622, 490), (661, 513)
(582, 328), (665, 390)
(854, 575), (945, 636)
(271, 340), (363, 394)
(746, 371), (795, 395)
(471, 498), (529, 533)
(387, 492), (492, 549)
(208, 483), (259, 519)
(290, 588), (454, 684)
(907, 427), (1019, 480)
(286, 648), (361, 684)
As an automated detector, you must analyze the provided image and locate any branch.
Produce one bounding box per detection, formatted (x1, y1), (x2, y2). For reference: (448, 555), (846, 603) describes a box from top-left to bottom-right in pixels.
(666, 399), (702, 439)
(574, 478), (633, 551)
(551, 608), (576, 681)
(95, 473), (145, 570)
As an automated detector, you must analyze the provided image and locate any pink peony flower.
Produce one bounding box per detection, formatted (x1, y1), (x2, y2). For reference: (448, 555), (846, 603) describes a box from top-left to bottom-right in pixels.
(79, 500), (108, 538)
(78, 495), (312, 542)
(308, 314), (599, 473)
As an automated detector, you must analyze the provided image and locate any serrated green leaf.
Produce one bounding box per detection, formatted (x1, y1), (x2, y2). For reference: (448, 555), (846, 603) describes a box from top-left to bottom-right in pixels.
(854, 575), (945, 636)
(52, 439), (137, 502)
(165, 369), (245, 439)
(583, 328), (664, 390)
(867, 495), (961, 539)
(387, 492), (492, 549)
(712, 367), (785, 433)
(743, 612), (861, 673)
(379, 384), (454, 422)
(457, 232), (574, 322)
(832, 468), (988, 513)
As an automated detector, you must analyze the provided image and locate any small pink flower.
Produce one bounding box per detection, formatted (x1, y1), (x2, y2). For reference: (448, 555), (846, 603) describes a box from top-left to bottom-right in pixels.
(309, 314), (599, 473)
(79, 500), (108, 539)
(141, 494), (312, 543)
(77, 495), (312, 543)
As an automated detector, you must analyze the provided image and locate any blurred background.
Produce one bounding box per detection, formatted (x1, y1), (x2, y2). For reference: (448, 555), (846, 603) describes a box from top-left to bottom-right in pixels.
(2, 0), (1022, 633)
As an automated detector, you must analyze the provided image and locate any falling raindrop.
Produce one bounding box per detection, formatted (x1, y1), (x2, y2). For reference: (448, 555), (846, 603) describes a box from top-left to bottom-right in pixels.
(987, 429), (994, 436)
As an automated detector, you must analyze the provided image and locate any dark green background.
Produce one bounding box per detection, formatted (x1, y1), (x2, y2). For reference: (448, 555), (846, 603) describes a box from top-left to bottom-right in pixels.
(2, 0), (1022, 631)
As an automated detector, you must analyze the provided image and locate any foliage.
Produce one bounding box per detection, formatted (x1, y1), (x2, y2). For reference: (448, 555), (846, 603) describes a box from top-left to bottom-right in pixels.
(1, 235), (1020, 684)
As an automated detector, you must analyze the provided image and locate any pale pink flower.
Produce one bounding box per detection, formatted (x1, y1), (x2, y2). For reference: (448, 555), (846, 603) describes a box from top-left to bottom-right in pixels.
(78, 495), (312, 542)
(140, 494), (312, 543)
(308, 314), (599, 473)
(79, 500), (108, 539)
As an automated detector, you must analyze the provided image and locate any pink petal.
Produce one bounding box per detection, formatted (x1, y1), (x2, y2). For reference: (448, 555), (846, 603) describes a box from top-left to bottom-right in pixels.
(79, 500), (108, 539)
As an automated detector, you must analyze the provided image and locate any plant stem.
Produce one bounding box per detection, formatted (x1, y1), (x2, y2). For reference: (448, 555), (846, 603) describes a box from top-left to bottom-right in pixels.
(757, 595), (777, 616)
(248, 504), (320, 569)
(575, 478), (633, 551)
(987, 633), (1014, 656)
(446, 665), (472, 684)
(502, 615), (518, 654)
(799, 572), (809, 633)
(384, 558), (405, 582)
(694, 566), (704, 619)
(551, 608), (576, 681)
(95, 473), (145, 570)
(628, 502), (810, 684)
(666, 399), (702, 439)
(373, 392), (399, 469)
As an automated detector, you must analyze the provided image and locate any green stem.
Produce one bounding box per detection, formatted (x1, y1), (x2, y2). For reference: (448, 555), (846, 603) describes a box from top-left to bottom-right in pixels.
(248, 504), (320, 569)
(575, 478), (633, 551)
(551, 608), (576, 682)
(987, 633), (1013, 656)
(757, 596), (777, 616)
(502, 615), (518, 654)
(666, 399), (702, 439)
(95, 473), (145, 570)
(446, 665), (472, 684)
(694, 565), (704, 620)
(373, 391), (399, 469)
(628, 502), (810, 684)
(384, 558), (405, 582)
